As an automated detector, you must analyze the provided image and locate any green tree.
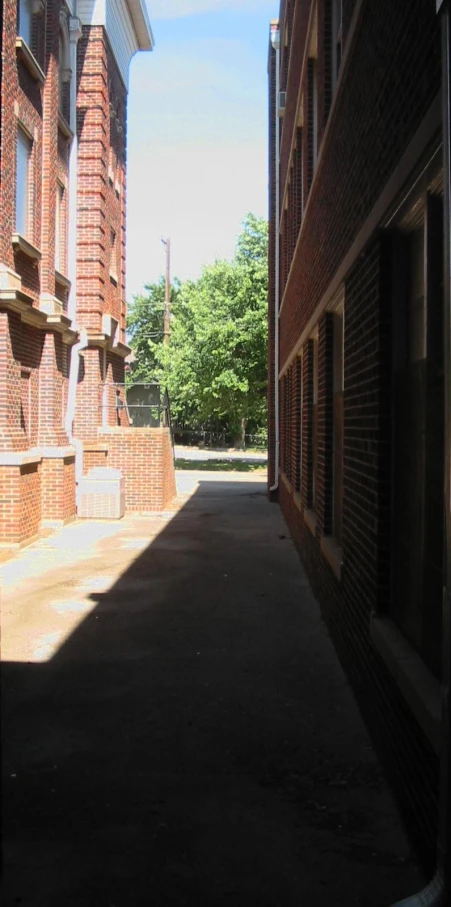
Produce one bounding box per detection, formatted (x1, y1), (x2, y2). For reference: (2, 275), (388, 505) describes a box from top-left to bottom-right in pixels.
(128, 214), (268, 446)
(127, 276), (181, 381)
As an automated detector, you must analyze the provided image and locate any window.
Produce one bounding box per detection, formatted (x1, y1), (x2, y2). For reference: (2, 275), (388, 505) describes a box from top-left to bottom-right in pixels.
(58, 18), (71, 120)
(333, 312), (344, 543)
(312, 62), (318, 164)
(16, 128), (32, 238)
(18, 0), (32, 47)
(294, 127), (303, 236)
(298, 355), (303, 493)
(20, 370), (31, 436)
(110, 229), (118, 282)
(331, 0), (343, 91)
(55, 182), (65, 273)
(59, 34), (65, 113)
(307, 59), (318, 189)
(391, 195), (444, 679)
(407, 226), (426, 362)
(312, 338), (318, 509)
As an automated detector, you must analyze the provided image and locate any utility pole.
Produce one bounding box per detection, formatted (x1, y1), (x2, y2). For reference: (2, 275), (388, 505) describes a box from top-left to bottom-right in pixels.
(161, 237), (171, 345)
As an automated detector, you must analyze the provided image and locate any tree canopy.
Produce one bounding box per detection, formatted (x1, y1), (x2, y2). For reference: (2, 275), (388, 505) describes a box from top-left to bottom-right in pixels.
(127, 214), (268, 443)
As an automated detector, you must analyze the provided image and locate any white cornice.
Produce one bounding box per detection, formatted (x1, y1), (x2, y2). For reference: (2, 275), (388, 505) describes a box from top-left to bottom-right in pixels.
(126, 0), (154, 50)
(77, 0), (153, 87)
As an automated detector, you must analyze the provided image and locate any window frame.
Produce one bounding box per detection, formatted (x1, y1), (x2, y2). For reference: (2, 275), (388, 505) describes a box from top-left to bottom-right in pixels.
(332, 308), (344, 545)
(55, 180), (66, 274)
(15, 125), (33, 240)
(18, 0), (33, 47)
(109, 228), (118, 285)
(311, 335), (318, 510)
(331, 0), (343, 93)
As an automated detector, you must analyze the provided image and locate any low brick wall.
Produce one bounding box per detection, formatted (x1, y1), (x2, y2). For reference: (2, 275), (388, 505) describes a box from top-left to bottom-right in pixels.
(0, 450), (76, 546)
(0, 460), (42, 545)
(95, 428), (176, 512)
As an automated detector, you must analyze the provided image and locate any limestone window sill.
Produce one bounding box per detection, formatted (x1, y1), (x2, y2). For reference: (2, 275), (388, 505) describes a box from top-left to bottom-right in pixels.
(58, 111), (73, 139)
(370, 614), (441, 754)
(16, 37), (45, 84)
(320, 535), (342, 581)
(304, 508), (317, 536)
(293, 491), (302, 512)
(55, 269), (71, 291)
(12, 233), (41, 261)
(280, 472), (292, 493)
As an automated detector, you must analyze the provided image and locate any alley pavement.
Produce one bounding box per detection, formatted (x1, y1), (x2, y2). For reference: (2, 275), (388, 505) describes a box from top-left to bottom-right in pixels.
(1, 471), (423, 906)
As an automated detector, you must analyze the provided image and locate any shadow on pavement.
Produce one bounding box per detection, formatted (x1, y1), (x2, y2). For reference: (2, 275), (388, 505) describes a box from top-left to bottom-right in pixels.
(1, 478), (422, 906)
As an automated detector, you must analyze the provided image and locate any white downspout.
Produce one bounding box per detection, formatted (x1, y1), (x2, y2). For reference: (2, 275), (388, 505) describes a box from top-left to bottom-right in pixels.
(270, 26), (281, 492)
(65, 328), (88, 505)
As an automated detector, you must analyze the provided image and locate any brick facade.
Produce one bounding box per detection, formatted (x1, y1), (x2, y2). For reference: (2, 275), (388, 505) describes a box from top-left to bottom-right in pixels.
(269, 0), (445, 874)
(0, 2), (174, 547)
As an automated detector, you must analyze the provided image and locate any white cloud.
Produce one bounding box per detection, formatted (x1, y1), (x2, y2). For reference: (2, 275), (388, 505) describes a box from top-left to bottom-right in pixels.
(149, 0), (271, 20)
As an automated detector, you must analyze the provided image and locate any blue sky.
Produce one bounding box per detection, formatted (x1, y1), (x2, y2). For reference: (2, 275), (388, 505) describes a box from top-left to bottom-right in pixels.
(126, 0), (276, 299)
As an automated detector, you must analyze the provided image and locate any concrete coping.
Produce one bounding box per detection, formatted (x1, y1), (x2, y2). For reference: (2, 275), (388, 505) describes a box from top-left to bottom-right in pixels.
(0, 452), (42, 466)
(370, 613), (442, 754)
(0, 446), (75, 466)
(37, 446), (76, 459)
(98, 427), (169, 434)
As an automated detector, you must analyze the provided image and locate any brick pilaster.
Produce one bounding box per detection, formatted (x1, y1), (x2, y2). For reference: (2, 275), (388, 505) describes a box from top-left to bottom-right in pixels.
(38, 331), (70, 445)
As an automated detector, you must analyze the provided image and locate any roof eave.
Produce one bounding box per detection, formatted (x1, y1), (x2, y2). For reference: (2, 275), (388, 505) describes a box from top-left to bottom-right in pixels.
(127, 0), (155, 51)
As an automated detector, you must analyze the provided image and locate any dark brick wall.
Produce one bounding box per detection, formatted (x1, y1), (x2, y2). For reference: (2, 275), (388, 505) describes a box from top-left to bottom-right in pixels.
(268, 0), (443, 875)
(279, 0), (441, 368)
(275, 233), (440, 873)
(280, 478), (439, 875)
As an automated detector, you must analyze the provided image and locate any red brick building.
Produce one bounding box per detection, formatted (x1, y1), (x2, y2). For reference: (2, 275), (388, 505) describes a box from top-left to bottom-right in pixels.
(0, 1), (176, 545)
(268, 0), (451, 887)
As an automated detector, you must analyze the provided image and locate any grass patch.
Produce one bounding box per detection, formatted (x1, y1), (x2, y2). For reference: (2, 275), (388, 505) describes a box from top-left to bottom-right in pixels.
(175, 458), (267, 473)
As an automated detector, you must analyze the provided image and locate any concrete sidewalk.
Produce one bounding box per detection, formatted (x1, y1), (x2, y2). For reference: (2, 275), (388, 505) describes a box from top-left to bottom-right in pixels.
(1, 472), (422, 906)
